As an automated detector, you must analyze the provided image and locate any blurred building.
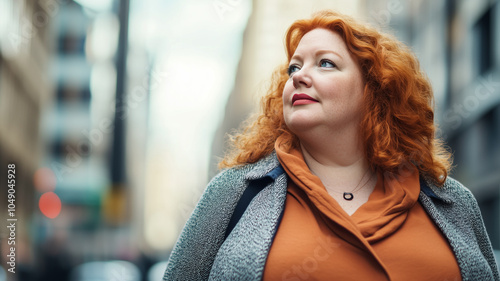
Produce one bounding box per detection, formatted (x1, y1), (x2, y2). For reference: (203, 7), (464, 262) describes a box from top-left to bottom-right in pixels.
(1, 0), (150, 279)
(37, 0), (149, 273)
(0, 0), (54, 278)
(362, 0), (500, 248)
(442, 0), (500, 249)
(37, 1), (110, 270)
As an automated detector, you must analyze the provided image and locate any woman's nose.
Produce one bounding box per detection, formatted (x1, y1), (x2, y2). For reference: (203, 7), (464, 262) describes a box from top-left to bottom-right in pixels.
(292, 68), (312, 89)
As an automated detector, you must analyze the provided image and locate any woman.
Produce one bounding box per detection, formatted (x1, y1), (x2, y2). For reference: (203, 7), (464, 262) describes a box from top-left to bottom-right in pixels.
(163, 10), (499, 280)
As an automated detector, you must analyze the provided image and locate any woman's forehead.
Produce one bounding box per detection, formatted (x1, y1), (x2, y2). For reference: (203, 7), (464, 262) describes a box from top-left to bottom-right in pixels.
(291, 28), (349, 58)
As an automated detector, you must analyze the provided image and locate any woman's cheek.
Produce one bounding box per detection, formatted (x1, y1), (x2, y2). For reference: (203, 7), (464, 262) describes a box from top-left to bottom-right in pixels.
(282, 82), (294, 103)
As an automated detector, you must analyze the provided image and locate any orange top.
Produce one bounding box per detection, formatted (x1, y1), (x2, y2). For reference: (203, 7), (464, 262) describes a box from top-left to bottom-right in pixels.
(262, 138), (461, 281)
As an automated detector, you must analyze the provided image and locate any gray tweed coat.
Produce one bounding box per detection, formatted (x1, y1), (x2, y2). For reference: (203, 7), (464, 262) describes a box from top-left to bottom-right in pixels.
(163, 152), (499, 281)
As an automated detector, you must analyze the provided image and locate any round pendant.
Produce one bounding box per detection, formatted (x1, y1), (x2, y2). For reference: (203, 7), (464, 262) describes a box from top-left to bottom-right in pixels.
(343, 192), (354, 201)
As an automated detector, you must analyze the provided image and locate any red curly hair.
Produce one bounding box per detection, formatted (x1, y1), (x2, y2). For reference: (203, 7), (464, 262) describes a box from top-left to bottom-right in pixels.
(220, 10), (452, 186)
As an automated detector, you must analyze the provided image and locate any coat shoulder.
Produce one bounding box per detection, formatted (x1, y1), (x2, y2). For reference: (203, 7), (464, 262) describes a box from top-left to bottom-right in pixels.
(441, 176), (478, 206)
(208, 151), (280, 188)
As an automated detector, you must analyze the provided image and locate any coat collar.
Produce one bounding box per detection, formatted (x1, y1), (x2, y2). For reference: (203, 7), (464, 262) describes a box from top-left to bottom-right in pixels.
(420, 176), (454, 204)
(244, 151), (281, 180)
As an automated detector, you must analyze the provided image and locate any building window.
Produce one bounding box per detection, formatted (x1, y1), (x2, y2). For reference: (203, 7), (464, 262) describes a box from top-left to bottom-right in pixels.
(58, 33), (86, 55)
(57, 83), (91, 104)
(474, 5), (494, 75)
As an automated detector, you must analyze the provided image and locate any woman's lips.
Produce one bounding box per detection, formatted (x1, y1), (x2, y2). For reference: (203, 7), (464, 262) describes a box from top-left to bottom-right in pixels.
(292, 93), (319, 106)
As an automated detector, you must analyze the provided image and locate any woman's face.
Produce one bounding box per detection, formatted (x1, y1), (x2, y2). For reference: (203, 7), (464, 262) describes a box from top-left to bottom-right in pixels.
(283, 28), (365, 137)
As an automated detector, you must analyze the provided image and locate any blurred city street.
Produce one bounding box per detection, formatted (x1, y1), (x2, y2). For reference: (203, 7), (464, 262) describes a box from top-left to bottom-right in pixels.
(0, 0), (499, 280)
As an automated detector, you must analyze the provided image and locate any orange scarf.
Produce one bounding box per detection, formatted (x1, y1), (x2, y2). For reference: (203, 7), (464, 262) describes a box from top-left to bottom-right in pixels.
(262, 136), (461, 280)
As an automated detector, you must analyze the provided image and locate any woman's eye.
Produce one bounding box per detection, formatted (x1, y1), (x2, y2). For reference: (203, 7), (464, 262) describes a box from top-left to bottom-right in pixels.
(320, 59), (336, 68)
(287, 64), (300, 76)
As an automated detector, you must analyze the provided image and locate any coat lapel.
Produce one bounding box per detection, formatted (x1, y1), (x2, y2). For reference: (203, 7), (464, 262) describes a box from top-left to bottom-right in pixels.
(209, 153), (288, 280)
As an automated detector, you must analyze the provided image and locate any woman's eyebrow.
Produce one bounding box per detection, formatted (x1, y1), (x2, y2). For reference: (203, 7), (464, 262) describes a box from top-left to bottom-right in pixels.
(316, 49), (343, 61)
(290, 49), (344, 62)
(290, 53), (303, 62)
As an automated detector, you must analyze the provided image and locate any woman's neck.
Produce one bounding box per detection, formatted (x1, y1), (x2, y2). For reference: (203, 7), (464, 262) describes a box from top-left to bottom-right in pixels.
(298, 125), (370, 191)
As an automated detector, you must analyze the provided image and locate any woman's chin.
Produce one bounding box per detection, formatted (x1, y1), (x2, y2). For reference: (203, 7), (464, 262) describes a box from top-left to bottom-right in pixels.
(286, 119), (321, 134)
